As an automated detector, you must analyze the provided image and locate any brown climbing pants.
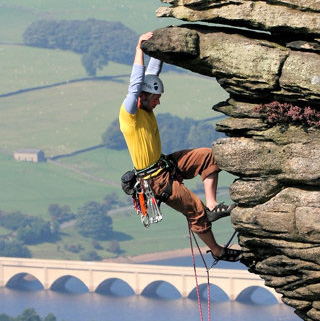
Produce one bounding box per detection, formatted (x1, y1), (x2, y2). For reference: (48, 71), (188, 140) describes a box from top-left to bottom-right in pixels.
(149, 148), (220, 234)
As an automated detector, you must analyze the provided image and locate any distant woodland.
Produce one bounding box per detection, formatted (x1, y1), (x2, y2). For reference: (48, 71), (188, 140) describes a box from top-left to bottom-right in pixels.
(0, 194), (124, 259)
(23, 19), (138, 76)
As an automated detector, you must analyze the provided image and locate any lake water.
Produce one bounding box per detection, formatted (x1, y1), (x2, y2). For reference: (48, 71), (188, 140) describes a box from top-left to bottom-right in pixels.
(0, 255), (301, 321)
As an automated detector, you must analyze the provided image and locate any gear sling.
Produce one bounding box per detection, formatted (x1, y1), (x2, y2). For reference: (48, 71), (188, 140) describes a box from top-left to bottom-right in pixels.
(120, 155), (176, 227)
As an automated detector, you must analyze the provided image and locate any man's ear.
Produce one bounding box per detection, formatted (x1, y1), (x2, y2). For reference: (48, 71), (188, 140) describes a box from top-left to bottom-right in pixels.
(137, 97), (141, 108)
(137, 95), (144, 108)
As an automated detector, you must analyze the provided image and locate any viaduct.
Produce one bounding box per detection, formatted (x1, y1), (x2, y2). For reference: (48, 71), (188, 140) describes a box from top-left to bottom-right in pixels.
(0, 257), (282, 302)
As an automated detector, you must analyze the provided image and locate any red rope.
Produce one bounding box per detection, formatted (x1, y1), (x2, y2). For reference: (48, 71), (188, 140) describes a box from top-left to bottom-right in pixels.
(188, 222), (211, 321)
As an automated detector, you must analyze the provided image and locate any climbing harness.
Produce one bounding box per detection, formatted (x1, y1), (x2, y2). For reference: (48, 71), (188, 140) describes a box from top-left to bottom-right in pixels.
(121, 155), (178, 228)
(188, 221), (239, 321)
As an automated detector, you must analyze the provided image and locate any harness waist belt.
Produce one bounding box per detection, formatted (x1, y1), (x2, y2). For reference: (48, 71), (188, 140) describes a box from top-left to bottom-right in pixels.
(135, 157), (168, 179)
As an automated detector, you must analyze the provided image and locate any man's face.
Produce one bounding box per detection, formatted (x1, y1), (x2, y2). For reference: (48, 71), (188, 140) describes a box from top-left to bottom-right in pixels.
(140, 93), (161, 112)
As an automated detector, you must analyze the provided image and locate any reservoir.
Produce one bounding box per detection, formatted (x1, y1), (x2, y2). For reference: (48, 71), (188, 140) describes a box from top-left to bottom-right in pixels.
(0, 256), (301, 321)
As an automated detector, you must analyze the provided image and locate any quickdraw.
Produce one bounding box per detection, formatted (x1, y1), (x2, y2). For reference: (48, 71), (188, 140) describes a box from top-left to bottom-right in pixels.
(132, 179), (163, 228)
(121, 155), (177, 228)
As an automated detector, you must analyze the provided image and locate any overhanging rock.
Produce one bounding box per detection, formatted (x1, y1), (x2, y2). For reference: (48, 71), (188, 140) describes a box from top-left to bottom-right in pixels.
(142, 25), (320, 105)
(144, 1), (320, 320)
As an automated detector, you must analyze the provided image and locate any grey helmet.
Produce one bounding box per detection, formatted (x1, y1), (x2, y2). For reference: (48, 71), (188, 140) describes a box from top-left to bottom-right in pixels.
(141, 74), (164, 94)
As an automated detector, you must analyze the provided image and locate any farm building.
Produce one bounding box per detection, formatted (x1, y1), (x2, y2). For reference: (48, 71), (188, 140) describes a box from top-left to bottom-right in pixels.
(14, 149), (46, 163)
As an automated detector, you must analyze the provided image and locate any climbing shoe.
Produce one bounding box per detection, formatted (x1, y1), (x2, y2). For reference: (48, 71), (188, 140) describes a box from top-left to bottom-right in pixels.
(209, 247), (242, 263)
(205, 202), (236, 222)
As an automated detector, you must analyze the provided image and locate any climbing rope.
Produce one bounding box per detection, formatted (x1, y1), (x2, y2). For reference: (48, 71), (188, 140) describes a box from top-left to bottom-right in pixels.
(188, 222), (211, 321)
(188, 222), (238, 321)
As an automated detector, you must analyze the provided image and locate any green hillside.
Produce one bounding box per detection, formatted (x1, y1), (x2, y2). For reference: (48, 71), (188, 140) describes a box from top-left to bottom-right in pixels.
(0, 45), (91, 94)
(0, 152), (123, 217)
(0, 0), (234, 260)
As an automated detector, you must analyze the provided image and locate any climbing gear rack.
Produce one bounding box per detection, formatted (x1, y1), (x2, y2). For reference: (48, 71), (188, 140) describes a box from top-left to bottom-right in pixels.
(133, 179), (163, 228)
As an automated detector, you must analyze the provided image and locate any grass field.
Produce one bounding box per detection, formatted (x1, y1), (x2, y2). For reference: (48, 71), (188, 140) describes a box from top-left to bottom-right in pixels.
(0, 45), (90, 94)
(0, 153), (119, 217)
(0, 45), (133, 94)
(0, 1), (235, 260)
(0, 75), (129, 156)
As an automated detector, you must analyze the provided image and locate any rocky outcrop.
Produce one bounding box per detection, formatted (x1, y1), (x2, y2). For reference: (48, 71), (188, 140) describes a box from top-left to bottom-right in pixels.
(142, 1), (320, 320)
(142, 24), (320, 105)
(157, 0), (320, 37)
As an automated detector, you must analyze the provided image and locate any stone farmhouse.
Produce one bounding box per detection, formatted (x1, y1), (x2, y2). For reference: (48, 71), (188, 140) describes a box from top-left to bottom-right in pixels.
(14, 149), (46, 163)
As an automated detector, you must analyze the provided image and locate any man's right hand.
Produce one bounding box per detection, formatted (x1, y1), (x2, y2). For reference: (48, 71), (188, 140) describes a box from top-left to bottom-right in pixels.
(134, 31), (153, 66)
(137, 31), (153, 50)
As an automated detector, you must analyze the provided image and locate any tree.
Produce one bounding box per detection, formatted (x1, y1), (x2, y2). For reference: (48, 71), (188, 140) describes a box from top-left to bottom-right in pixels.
(108, 241), (121, 255)
(0, 211), (60, 244)
(22, 20), (59, 48)
(48, 204), (62, 220)
(101, 119), (126, 150)
(75, 201), (113, 240)
(103, 192), (120, 208)
(0, 314), (15, 321)
(80, 250), (101, 261)
(81, 44), (109, 76)
(48, 204), (75, 223)
(17, 308), (41, 321)
(43, 314), (56, 321)
(0, 239), (31, 258)
(0, 211), (29, 230)
(81, 51), (97, 76)
(16, 217), (58, 245)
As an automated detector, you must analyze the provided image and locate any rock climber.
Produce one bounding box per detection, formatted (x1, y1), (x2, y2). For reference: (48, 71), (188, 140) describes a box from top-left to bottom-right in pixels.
(119, 31), (241, 262)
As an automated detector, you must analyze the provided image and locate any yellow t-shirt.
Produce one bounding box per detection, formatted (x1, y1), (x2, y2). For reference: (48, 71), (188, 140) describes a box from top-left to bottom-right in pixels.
(119, 104), (162, 170)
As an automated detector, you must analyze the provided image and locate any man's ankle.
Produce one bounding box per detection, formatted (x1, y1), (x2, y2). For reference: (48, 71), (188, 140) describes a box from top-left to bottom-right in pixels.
(206, 203), (217, 212)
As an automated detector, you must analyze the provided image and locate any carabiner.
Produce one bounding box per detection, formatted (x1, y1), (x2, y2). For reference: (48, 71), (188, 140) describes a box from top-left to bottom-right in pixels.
(141, 213), (150, 228)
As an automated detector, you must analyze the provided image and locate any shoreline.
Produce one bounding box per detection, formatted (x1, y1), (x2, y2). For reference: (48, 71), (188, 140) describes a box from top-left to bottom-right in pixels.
(103, 246), (208, 264)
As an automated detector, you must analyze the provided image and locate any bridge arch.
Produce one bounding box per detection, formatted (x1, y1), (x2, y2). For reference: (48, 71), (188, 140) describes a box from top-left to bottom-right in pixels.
(141, 280), (181, 299)
(96, 278), (135, 296)
(50, 275), (89, 293)
(6, 273), (43, 290)
(89, 272), (141, 294)
(188, 283), (229, 302)
(3, 267), (47, 289)
(236, 286), (280, 305)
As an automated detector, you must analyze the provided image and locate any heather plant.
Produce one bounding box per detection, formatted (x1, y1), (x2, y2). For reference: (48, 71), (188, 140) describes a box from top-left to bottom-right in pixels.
(255, 101), (320, 129)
